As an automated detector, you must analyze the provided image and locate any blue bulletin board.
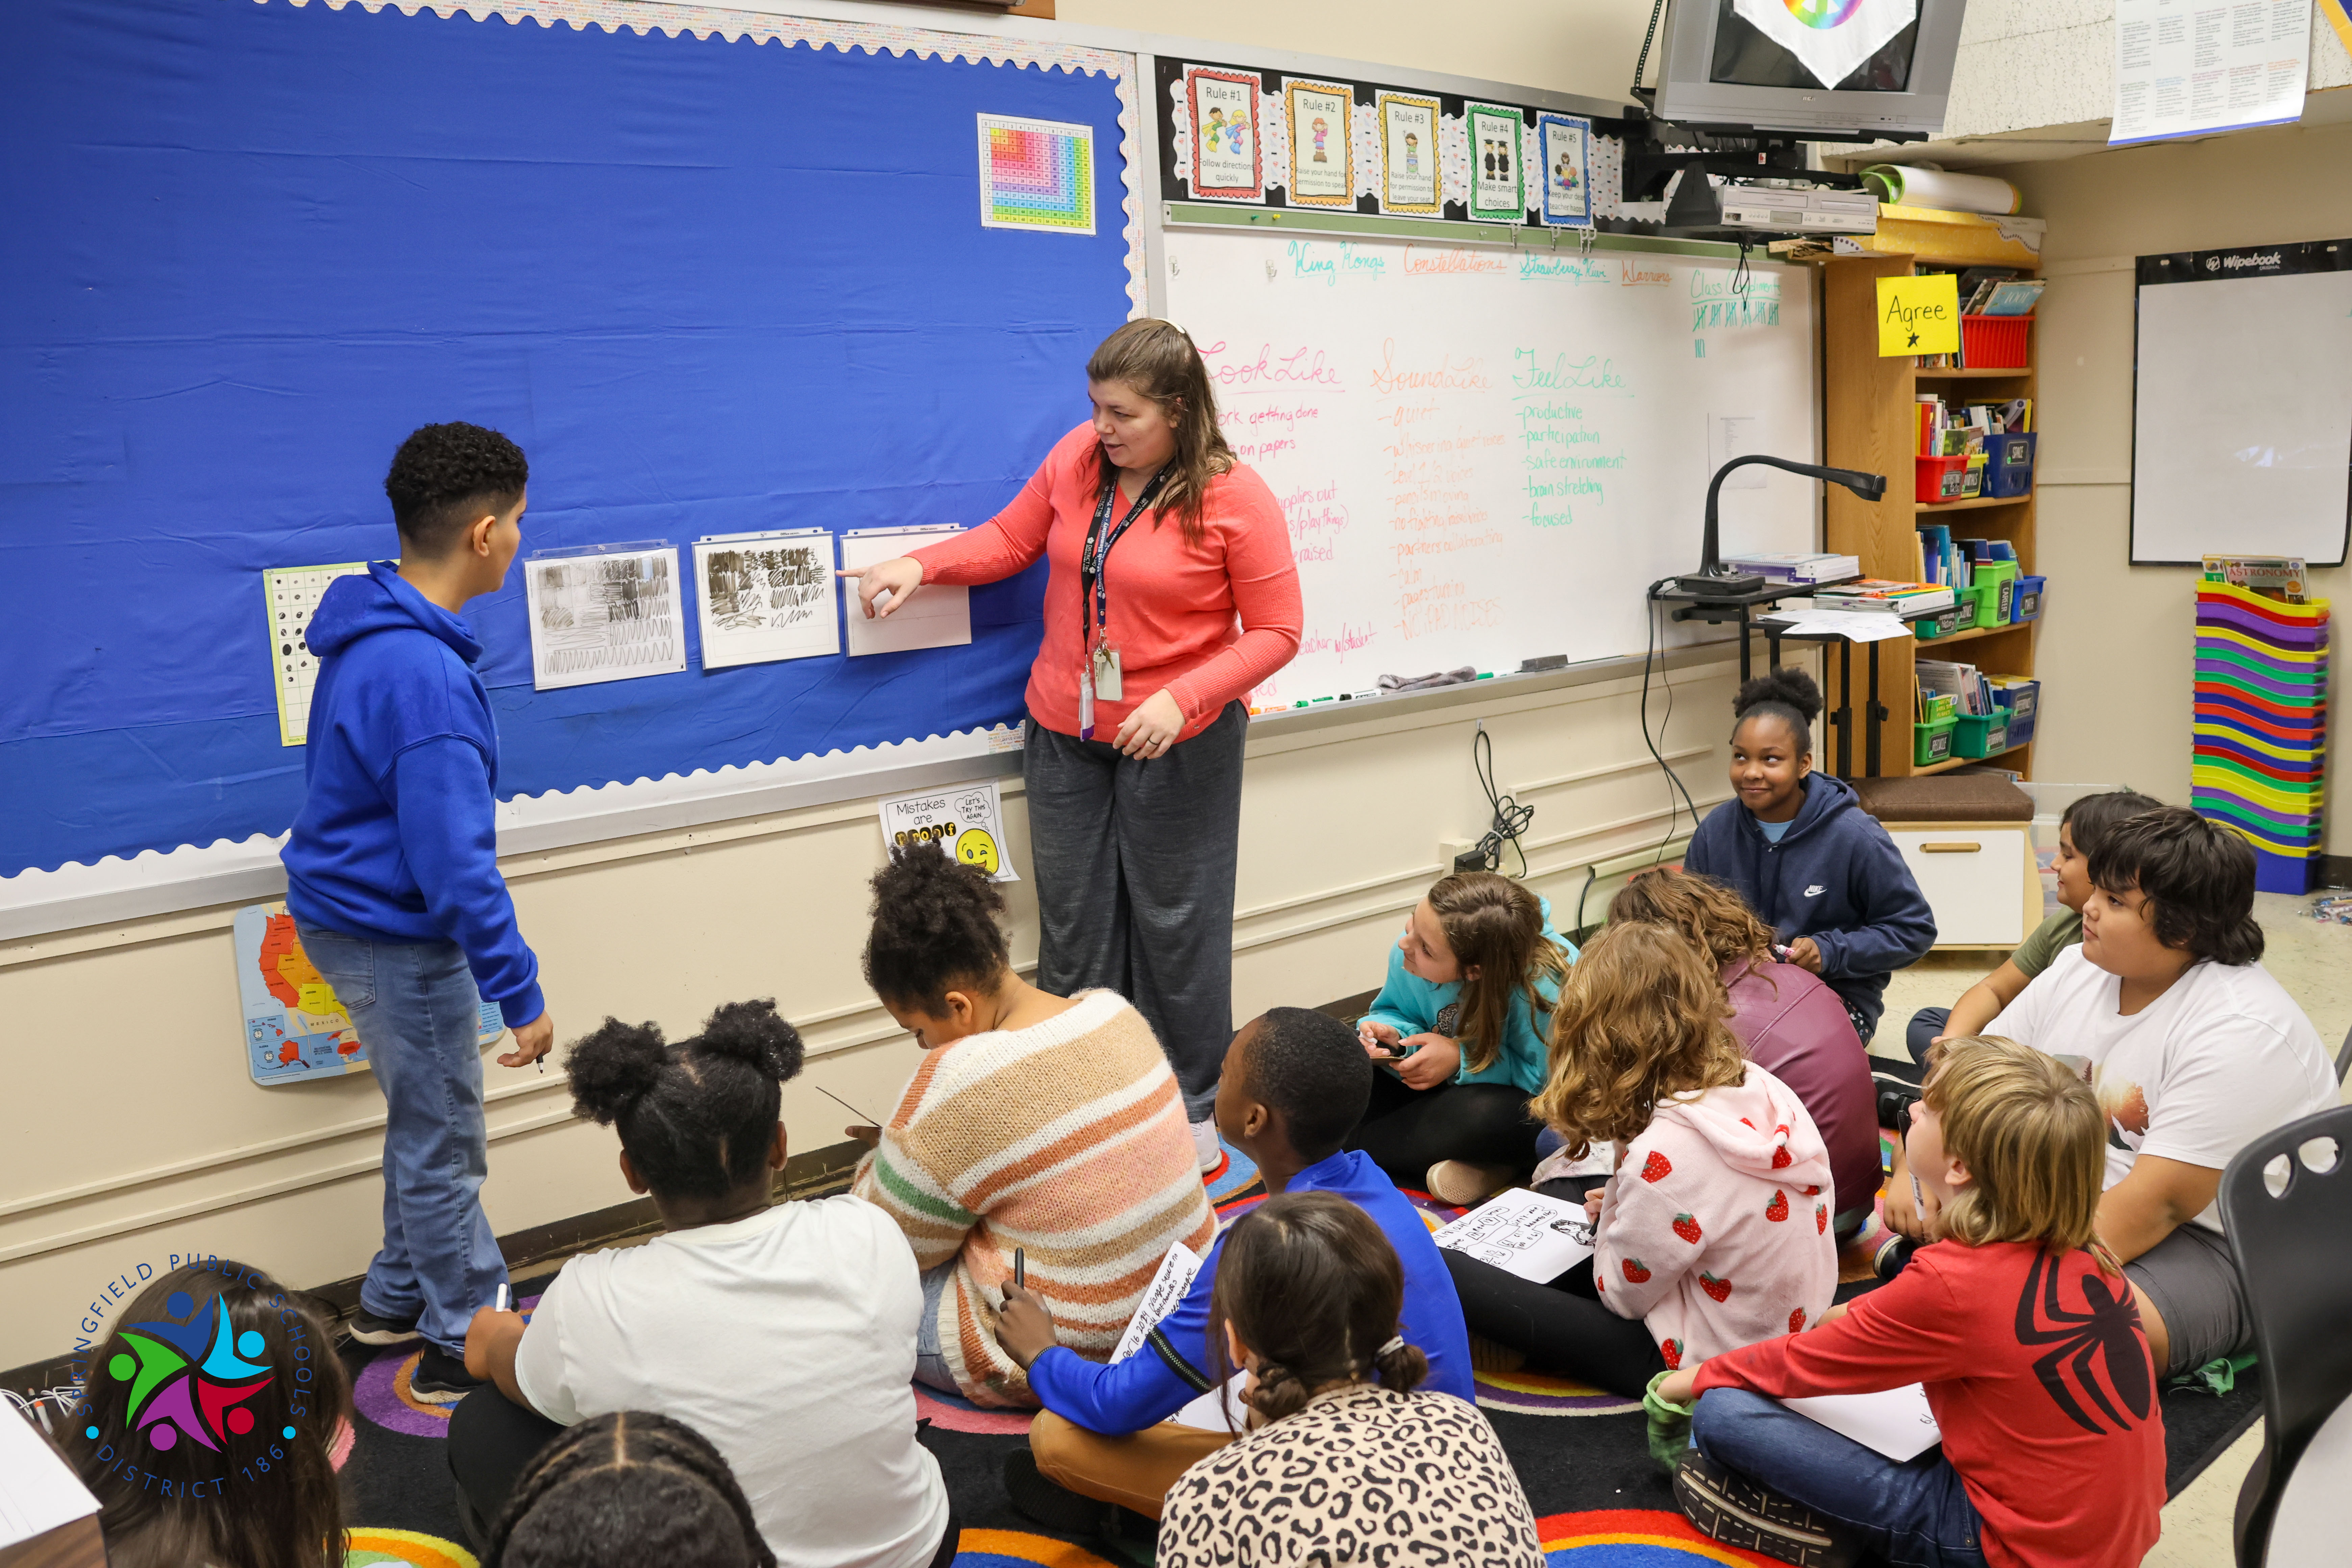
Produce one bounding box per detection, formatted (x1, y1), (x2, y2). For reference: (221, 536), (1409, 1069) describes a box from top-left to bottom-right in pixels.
(0, 0), (1140, 879)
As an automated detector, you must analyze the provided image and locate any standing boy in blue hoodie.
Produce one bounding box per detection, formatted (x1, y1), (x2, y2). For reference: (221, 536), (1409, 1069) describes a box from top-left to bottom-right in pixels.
(284, 422), (554, 1401)
(1683, 669), (1934, 1044)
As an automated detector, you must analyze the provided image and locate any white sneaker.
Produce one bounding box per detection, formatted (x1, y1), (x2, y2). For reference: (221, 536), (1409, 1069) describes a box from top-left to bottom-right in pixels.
(1191, 1116), (1223, 1173)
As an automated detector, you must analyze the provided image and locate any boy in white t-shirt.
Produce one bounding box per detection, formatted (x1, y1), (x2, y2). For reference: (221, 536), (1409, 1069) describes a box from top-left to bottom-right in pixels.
(1982, 807), (2335, 1375)
(448, 1000), (957, 1568)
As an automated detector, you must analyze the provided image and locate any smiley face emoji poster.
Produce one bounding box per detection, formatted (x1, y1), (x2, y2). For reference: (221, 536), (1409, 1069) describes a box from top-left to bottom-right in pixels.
(877, 780), (1018, 884)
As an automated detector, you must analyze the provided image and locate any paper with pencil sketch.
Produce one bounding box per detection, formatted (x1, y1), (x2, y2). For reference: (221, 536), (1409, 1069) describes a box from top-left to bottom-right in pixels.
(1430, 1188), (1594, 1283)
(1782, 1383), (1943, 1462)
(1109, 1241), (1204, 1365)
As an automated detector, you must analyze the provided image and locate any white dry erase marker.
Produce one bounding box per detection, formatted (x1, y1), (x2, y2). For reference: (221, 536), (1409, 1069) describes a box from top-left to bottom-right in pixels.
(496, 1283), (511, 1314)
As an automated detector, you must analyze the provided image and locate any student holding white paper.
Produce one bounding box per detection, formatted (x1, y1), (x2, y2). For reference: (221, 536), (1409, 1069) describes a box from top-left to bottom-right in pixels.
(842, 321), (1302, 1167)
(1658, 1037), (2164, 1568)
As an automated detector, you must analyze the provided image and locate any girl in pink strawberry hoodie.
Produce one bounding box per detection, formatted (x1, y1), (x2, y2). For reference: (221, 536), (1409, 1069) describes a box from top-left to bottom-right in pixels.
(1443, 923), (1838, 1396)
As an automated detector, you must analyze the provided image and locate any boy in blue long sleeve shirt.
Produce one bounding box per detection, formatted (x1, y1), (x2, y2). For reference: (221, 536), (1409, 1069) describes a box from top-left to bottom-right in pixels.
(283, 422), (555, 1401)
(994, 1007), (1473, 1527)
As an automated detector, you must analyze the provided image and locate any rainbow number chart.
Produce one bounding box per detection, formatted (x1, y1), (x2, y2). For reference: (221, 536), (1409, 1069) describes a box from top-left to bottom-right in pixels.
(1162, 228), (1819, 706)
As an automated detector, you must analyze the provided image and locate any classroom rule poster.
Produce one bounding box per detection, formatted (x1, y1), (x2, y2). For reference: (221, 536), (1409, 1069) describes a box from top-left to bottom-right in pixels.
(1284, 79), (1355, 207)
(1187, 67), (1264, 201)
(1466, 103), (1526, 223)
(1377, 92), (1442, 214)
(1537, 112), (1592, 227)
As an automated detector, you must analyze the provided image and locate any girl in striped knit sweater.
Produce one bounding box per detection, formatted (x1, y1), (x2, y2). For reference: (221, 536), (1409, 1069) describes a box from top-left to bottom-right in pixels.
(852, 846), (1218, 1407)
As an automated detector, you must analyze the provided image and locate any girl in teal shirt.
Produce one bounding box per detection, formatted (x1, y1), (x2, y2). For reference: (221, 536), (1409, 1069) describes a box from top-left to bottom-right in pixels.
(1346, 871), (1577, 1205)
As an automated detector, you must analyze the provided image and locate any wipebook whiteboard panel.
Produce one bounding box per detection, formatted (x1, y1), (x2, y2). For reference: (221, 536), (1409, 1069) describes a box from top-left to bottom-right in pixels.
(2132, 242), (2352, 565)
(1162, 230), (1819, 702)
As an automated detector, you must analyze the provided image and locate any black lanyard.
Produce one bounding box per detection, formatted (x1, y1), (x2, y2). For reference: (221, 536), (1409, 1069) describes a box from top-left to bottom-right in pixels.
(1080, 461), (1173, 650)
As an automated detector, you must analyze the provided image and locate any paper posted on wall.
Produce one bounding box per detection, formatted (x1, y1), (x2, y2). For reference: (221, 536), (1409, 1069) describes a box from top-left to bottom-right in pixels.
(1782, 1383), (1943, 1462)
(841, 528), (972, 657)
(1429, 1187), (1595, 1283)
(694, 530), (839, 669)
(877, 779), (1016, 883)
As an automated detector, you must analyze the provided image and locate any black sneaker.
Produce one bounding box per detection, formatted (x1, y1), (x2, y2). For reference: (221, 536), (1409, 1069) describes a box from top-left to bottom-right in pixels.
(1673, 1448), (1856, 1568)
(1872, 1233), (1920, 1280)
(453, 1477), (492, 1555)
(345, 1305), (422, 1347)
(409, 1345), (488, 1405)
(1003, 1447), (1116, 1536)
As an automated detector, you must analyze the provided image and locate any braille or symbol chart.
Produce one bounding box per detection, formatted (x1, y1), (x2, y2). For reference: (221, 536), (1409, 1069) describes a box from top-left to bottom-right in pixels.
(264, 562), (369, 746)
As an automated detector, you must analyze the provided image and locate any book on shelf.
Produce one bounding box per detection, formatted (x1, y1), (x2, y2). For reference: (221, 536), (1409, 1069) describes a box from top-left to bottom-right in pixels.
(2200, 555), (2308, 604)
(1917, 658), (1998, 716)
(1977, 279), (2046, 317)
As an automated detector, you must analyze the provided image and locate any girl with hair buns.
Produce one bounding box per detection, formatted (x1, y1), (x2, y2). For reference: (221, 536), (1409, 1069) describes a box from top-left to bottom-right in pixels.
(1683, 667), (1934, 1044)
(850, 843), (1215, 1408)
(450, 1000), (956, 1568)
(842, 320), (1302, 1169)
(489, 1411), (772, 1568)
(1157, 1192), (1545, 1568)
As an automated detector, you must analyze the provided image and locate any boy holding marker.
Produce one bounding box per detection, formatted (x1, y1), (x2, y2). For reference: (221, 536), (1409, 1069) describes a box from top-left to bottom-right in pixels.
(283, 422), (554, 1401)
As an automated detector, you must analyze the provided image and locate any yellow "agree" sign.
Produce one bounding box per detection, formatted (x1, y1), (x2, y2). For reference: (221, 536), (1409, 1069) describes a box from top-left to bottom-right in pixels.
(1876, 272), (1961, 356)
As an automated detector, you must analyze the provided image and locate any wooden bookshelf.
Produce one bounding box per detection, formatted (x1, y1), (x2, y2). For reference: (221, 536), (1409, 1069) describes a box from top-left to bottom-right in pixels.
(1818, 251), (2040, 779)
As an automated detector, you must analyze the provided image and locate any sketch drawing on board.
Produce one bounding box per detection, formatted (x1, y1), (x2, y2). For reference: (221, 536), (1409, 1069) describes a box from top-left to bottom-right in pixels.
(694, 532), (841, 669)
(524, 546), (689, 691)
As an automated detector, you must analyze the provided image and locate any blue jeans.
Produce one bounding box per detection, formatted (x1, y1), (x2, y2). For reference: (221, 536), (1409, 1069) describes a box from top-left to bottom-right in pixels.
(298, 923), (508, 1357)
(1692, 1388), (1988, 1568)
(914, 1261), (959, 1395)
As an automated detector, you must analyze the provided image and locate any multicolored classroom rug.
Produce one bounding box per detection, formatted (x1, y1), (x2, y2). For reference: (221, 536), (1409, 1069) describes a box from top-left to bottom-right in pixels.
(332, 1133), (2261, 1563)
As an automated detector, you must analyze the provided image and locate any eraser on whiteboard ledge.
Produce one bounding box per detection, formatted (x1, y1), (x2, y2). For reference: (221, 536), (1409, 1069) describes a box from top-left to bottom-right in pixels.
(1518, 654), (1570, 672)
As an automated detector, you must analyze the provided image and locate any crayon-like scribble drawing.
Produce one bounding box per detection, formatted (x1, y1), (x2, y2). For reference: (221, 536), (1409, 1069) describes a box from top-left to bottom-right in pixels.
(693, 534), (841, 668)
(525, 548), (688, 690)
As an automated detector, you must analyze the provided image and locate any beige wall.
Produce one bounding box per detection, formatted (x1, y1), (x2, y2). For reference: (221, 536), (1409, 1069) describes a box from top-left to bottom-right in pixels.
(0, 659), (1743, 1367)
(1060, 0), (1652, 103)
(1987, 116), (2352, 848)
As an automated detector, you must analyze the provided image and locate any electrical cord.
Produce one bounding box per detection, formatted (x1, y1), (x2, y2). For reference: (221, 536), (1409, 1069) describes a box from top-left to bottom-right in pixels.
(1633, 0), (1670, 96)
(1465, 726), (1536, 879)
(1641, 580), (1704, 861)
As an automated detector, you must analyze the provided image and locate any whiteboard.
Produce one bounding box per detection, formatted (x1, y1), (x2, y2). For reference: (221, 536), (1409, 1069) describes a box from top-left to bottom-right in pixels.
(2132, 249), (2352, 565)
(1162, 229), (1820, 704)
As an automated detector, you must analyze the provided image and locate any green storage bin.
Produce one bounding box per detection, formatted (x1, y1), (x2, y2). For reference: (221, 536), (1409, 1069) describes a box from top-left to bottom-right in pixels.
(1962, 580), (2003, 630)
(1953, 707), (2012, 759)
(1913, 605), (1964, 640)
(1914, 716), (1958, 766)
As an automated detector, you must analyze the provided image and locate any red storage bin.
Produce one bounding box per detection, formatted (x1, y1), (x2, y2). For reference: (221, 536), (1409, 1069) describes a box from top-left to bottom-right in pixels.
(1916, 454), (1967, 503)
(1960, 314), (2030, 369)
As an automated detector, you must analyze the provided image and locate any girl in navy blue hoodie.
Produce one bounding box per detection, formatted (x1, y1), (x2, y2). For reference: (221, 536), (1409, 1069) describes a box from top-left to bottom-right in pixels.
(1682, 670), (1933, 1044)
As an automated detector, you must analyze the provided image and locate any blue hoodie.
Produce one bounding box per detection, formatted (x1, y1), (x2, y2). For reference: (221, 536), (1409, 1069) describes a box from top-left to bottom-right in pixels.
(1359, 897), (1577, 1095)
(282, 563), (544, 1027)
(1682, 773), (1933, 1039)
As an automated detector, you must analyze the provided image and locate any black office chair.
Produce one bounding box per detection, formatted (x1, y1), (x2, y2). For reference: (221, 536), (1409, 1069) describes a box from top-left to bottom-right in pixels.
(2221, 1101), (2352, 1566)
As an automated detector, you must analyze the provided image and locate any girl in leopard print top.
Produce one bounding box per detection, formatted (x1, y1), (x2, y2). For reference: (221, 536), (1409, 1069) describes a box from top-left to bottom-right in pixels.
(1157, 1192), (1545, 1568)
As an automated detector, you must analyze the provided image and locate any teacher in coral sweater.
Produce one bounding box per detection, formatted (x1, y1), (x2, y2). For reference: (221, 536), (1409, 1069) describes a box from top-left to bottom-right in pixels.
(845, 320), (1302, 1170)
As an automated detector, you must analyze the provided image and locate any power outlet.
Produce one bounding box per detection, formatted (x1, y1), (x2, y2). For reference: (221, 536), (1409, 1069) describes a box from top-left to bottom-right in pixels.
(1440, 839), (1486, 872)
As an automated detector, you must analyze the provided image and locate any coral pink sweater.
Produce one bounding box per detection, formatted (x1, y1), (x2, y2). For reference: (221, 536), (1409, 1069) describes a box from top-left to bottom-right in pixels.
(909, 424), (1302, 743)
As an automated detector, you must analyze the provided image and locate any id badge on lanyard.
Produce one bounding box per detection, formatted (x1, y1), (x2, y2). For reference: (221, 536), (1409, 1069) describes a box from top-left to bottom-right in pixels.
(1079, 463), (1167, 739)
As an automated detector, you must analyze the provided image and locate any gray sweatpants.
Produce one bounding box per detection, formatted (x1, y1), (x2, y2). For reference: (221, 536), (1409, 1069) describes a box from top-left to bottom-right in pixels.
(1022, 702), (1247, 1118)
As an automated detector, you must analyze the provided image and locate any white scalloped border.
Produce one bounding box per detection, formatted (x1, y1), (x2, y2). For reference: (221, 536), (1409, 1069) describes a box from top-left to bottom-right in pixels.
(262, 0), (1146, 309)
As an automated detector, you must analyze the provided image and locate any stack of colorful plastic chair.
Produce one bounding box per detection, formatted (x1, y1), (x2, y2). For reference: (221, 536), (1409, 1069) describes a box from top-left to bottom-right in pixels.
(2192, 581), (2329, 893)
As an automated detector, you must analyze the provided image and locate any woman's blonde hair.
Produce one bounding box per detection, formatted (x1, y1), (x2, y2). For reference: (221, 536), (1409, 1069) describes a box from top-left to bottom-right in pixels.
(1086, 319), (1235, 549)
(1531, 921), (1745, 1159)
(1607, 867), (1779, 981)
(1924, 1035), (2118, 1273)
(1426, 871), (1571, 1075)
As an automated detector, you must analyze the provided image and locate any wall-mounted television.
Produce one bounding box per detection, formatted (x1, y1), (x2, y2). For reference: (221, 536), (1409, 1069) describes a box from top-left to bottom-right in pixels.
(1651, 0), (1969, 141)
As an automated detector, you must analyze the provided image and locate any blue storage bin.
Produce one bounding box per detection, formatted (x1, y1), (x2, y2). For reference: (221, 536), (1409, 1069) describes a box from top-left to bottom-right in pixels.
(1986, 431), (2037, 498)
(2011, 574), (2045, 622)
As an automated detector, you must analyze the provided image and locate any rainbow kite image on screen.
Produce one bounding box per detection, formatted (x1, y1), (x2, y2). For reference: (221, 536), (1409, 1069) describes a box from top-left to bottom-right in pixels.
(978, 114), (1095, 235)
